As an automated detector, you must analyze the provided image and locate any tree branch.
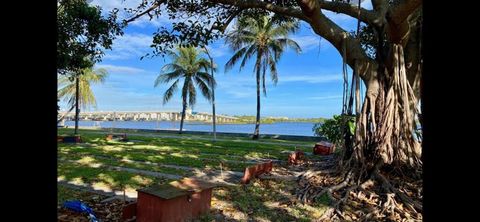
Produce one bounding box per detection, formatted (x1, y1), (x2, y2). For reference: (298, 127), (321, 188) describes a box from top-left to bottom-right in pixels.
(296, 0), (375, 81)
(317, 0), (376, 24)
(124, 0), (164, 24)
(371, 0), (389, 26)
(209, 0), (310, 22)
(389, 0), (422, 25)
(213, 8), (243, 33)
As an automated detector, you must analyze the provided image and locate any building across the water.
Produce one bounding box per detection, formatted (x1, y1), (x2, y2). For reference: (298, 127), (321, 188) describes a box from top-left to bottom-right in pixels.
(59, 110), (238, 123)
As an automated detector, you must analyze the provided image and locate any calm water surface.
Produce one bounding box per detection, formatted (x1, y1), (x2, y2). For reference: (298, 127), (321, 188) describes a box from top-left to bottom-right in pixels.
(64, 120), (318, 136)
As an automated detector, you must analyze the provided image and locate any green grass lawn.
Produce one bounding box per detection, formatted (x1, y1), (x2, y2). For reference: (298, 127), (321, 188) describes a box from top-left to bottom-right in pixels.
(57, 128), (330, 221)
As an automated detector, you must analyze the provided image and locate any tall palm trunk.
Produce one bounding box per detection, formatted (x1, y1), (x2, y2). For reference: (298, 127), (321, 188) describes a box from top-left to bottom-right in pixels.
(74, 75), (80, 135)
(204, 47), (217, 141)
(179, 100), (187, 134)
(211, 68), (217, 141)
(252, 52), (262, 140)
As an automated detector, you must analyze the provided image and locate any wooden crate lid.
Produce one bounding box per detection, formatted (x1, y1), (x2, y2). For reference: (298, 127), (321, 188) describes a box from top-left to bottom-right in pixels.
(316, 141), (334, 147)
(137, 178), (218, 200)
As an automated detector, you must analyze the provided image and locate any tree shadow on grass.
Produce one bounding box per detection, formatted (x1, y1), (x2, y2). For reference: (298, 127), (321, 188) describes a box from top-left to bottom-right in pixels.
(210, 179), (329, 221)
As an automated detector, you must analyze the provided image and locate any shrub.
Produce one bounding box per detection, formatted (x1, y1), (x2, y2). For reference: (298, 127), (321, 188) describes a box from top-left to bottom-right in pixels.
(312, 114), (355, 144)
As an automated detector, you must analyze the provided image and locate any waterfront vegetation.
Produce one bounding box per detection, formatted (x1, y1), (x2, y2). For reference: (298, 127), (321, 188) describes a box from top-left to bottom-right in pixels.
(232, 115), (327, 124)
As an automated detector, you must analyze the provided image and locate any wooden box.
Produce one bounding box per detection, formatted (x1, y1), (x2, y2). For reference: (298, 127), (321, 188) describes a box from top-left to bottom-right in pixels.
(313, 141), (335, 155)
(136, 178), (217, 222)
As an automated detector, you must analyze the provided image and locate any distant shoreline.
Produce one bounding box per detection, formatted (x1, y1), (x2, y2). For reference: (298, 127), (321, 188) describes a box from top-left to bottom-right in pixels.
(63, 119), (324, 125)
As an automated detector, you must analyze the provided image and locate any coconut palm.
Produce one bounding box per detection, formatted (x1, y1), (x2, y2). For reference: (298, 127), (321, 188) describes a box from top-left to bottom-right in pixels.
(202, 46), (218, 141)
(225, 15), (301, 139)
(154, 46), (216, 134)
(58, 67), (108, 134)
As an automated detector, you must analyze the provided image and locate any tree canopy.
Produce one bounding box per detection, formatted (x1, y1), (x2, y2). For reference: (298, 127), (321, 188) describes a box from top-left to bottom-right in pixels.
(57, 0), (123, 74)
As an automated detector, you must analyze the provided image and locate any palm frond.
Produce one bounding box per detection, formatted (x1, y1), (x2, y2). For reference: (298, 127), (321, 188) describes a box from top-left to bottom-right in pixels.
(162, 79), (180, 105)
(267, 41), (284, 62)
(269, 21), (300, 37)
(194, 76), (213, 103)
(196, 71), (216, 89)
(224, 46), (249, 73)
(195, 58), (212, 72)
(57, 67), (108, 111)
(239, 44), (258, 71)
(154, 69), (184, 87)
(225, 31), (256, 51)
(79, 80), (96, 110)
(267, 53), (278, 85)
(156, 46), (215, 109)
(161, 63), (184, 73)
(275, 38), (302, 54)
(166, 49), (180, 61)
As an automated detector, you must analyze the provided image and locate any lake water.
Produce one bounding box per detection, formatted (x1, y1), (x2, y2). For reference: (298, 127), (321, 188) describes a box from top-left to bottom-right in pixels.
(64, 120), (318, 136)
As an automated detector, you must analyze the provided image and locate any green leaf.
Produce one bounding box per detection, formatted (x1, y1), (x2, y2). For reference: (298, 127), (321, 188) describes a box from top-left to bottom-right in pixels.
(348, 121), (356, 136)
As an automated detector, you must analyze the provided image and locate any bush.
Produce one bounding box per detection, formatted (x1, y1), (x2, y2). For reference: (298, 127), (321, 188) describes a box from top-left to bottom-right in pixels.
(312, 114), (356, 144)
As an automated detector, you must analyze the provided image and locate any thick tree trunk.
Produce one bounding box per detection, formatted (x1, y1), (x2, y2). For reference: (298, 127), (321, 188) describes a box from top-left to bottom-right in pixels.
(252, 53), (262, 140)
(343, 43), (421, 168)
(299, 45), (422, 220)
(74, 75), (80, 135)
(179, 100), (187, 134)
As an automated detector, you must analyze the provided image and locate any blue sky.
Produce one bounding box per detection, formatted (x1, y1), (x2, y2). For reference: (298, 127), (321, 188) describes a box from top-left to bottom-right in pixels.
(59, 0), (372, 118)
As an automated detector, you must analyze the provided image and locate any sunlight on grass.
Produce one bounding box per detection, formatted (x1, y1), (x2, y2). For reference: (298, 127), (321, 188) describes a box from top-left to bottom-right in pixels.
(91, 181), (113, 192)
(121, 156), (133, 162)
(76, 156), (96, 164)
(253, 215), (271, 222)
(171, 153), (198, 158)
(75, 156), (103, 168)
(102, 145), (124, 152)
(98, 173), (117, 187)
(130, 175), (153, 186)
(131, 145), (164, 149)
(71, 177), (86, 185)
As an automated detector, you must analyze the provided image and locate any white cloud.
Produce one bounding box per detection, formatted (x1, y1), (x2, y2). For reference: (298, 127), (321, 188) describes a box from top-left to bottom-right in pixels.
(103, 33), (153, 60)
(95, 64), (148, 74)
(215, 76), (256, 98)
(129, 16), (166, 28)
(280, 74), (342, 83)
(205, 43), (230, 58)
(290, 35), (326, 52)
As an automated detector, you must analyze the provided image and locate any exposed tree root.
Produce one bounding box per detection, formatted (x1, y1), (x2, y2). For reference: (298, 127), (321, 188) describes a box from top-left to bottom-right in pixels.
(295, 38), (422, 222)
(297, 164), (422, 221)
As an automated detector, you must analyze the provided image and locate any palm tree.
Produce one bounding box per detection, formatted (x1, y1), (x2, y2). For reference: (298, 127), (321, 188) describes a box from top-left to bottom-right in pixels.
(202, 46), (218, 141)
(225, 16), (302, 140)
(58, 67), (108, 134)
(154, 46), (216, 134)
